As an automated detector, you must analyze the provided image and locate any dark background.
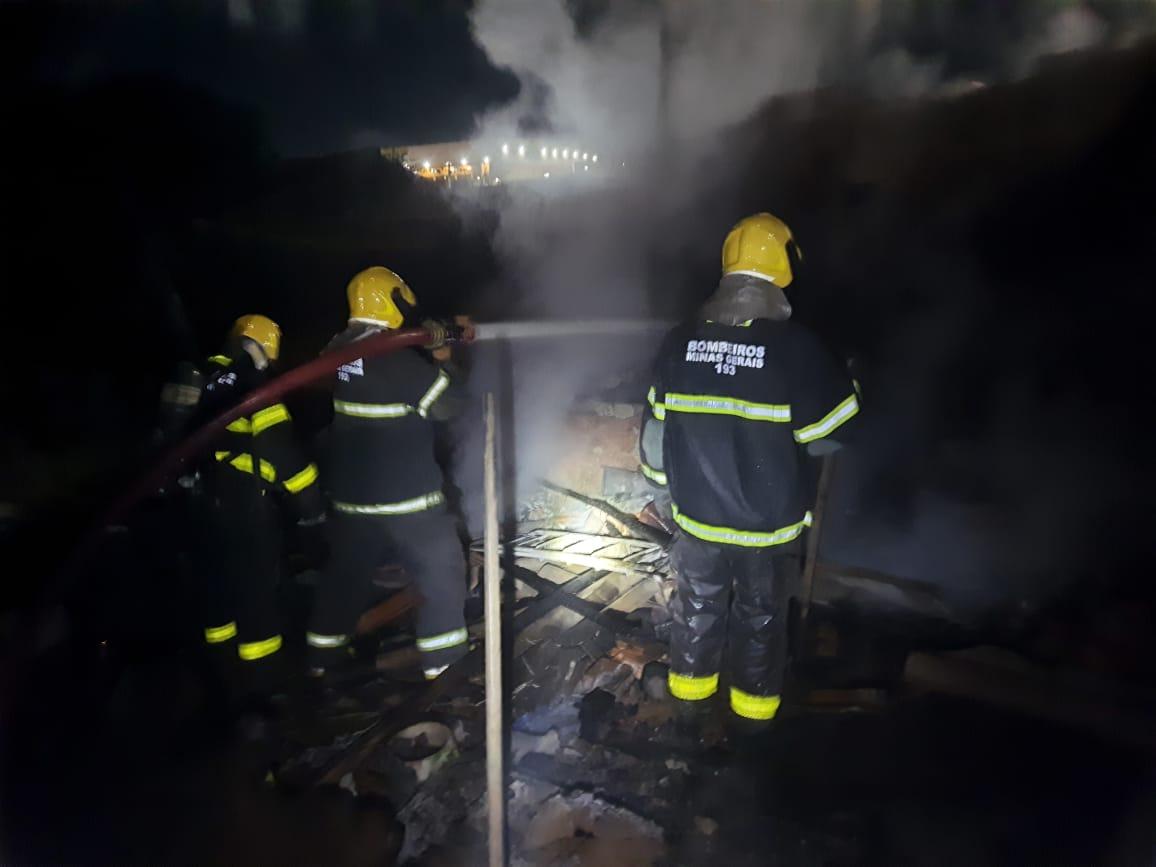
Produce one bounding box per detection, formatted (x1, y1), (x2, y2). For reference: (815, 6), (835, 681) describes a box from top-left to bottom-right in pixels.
(2, 1), (1156, 862)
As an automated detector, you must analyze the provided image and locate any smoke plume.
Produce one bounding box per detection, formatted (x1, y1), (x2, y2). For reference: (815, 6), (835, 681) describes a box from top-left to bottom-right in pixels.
(451, 0), (1156, 614)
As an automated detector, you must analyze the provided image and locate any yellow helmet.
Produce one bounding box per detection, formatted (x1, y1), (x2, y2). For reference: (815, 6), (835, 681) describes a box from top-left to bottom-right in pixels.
(347, 266), (418, 329)
(231, 314), (281, 361)
(721, 212), (800, 288)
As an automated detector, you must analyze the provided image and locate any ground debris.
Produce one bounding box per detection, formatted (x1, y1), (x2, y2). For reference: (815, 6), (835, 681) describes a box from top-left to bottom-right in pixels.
(396, 750), (486, 863)
(514, 698), (581, 738)
(608, 639), (665, 679)
(517, 790), (665, 866)
(512, 728), (562, 762)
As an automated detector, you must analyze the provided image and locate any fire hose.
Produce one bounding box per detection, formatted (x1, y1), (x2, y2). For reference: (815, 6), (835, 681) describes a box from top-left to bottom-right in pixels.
(48, 323), (471, 597)
(58, 317), (668, 596)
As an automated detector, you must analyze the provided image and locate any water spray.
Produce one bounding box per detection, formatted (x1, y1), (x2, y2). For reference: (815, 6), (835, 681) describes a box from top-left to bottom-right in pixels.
(472, 319), (672, 342)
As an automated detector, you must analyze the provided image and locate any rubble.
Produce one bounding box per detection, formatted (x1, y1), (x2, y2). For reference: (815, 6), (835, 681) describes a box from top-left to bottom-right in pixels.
(518, 791), (664, 865)
(511, 728), (561, 762)
(295, 496), (1039, 864)
(512, 698), (581, 739)
(608, 638), (665, 679)
(641, 661), (669, 701)
(396, 753), (487, 863)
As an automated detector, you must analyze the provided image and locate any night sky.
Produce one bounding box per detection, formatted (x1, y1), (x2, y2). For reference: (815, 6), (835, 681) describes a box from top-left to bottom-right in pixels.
(3, 0), (518, 156)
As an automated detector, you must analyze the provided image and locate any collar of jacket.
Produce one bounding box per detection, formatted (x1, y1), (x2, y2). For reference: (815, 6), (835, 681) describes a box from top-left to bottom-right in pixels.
(327, 320), (385, 351)
(699, 273), (792, 325)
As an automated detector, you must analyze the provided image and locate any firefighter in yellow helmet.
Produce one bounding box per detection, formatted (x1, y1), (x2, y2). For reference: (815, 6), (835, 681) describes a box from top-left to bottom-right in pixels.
(640, 213), (860, 734)
(194, 315), (325, 702)
(307, 268), (470, 681)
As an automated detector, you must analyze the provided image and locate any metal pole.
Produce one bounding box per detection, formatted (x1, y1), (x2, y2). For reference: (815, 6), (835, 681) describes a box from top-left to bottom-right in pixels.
(800, 454), (836, 621)
(483, 392), (506, 867)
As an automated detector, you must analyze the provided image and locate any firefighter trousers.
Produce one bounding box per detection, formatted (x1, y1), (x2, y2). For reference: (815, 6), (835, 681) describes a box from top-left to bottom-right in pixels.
(307, 505), (468, 676)
(199, 489), (287, 679)
(667, 531), (799, 721)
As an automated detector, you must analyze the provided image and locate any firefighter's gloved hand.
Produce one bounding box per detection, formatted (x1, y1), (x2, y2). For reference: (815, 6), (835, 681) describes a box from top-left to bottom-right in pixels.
(425, 315), (474, 361)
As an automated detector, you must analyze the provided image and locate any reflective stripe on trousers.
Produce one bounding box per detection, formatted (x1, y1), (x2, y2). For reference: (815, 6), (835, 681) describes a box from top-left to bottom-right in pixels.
(204, 622), (237, 644)
(415, 627), (468, 653)
(238, 635), (282, 661)
(306, 631), (349, 649)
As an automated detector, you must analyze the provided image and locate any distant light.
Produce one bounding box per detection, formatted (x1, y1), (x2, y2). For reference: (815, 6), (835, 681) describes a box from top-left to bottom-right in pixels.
(494, 177), (501, 184)
(540, 146), (548, 158)
(422, 160), (431, 170)
(583, 152), (589, 161)
(552, 148), (559, 158)
(592, 154), (599, 163)
(501, 143), (509, 155)
(562, 149), (569, 159)
(543, 172), (551, 178)
(517, 144), (526, 157)
(483, 155), (491, 164)
(571, 146), (578, 157)
(584, 165), (589, 171)
(460, 157), (469, 166)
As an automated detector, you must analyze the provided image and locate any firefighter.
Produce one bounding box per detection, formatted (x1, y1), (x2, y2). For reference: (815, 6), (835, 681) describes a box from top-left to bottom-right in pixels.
(306, 267), (469, 682)
(198, 315), (324, 697)
(640, 213), (860, 730)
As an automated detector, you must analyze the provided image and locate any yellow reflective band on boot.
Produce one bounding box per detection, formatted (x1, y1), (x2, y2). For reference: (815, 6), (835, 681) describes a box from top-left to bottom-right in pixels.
(284, 463), (319, 493)
(417, 370), (451, 418)
(306, 631), (349, 649)
(668, 671), (719, 701)
(664, 392), (791, 422)
(226, 417), (252, 433)
(730, 687), (781, 721)
(423, 665), (450, 680)
(416, 627), (468, 652)
(204, 622), (237, 644)
(238, 635), (283, 661)
(640, 461), (667, 486)
(208, 355), (232, 366)
(671, 506), (812, 548)
(794, 393), (860, 443)
(332, 491), (445, 516)
(252, 403), (291, 435)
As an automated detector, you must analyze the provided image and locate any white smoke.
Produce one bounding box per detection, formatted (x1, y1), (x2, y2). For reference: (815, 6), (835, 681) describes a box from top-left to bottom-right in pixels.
(448, 0), (1156, 616)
